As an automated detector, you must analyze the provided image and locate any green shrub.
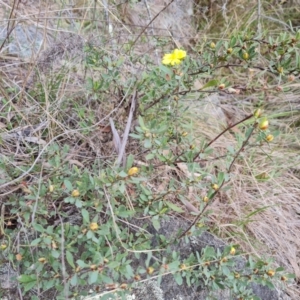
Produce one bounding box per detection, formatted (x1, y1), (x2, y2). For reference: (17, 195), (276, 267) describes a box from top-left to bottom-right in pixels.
(1, 28), (299, 299)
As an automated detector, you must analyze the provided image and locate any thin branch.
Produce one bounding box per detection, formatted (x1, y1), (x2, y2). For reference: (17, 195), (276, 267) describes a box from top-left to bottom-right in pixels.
(129, 0), (175, 51)
(177, 121), (257, 239)
(117, 90), (137, 166)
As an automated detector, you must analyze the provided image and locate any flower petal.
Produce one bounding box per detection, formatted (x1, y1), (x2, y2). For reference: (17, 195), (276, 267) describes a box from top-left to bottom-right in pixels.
(162, 53), (173, 65)
(173, 49), (186, 60)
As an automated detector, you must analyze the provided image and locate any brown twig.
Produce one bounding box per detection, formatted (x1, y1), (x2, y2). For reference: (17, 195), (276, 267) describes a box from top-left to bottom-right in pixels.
(0, 0), (20, 53)
(177, 120), (257, 239)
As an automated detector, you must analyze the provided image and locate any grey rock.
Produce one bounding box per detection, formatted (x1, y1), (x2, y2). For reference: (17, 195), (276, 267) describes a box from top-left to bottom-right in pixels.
(0, 263), (18, 290)
(0, 24), (44, 58)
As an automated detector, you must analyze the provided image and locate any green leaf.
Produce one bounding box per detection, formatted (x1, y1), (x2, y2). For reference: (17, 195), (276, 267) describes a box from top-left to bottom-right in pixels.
(265, 281), (275, 289)
(217, 172), (225, 184)
(118, 181), (125, 193)
(126, 154), (134, 169)
(118, 170), (128, 178)
(152, 217), (160, 231)
(75, 199), (83, 208)
(174, 273), (183, 285)
(30, 238), (41, 246)
(18, 275), (36, 283)
(144, 139), (152, 148)
(165, 201), (184, 213)
(159, 64), (173, 76)
(76, 260), (88, 268)
(70, 274), (78, 286)
(108, 261), (120, 269)
(81, 209), (90, 223)
(200, 79), (219, 90)
(64, 179), (73, 191)
(88, 271), (99, 284)
(66, 250), (75, 268)
(129, 133), (142, 139)
(146, 153), (155, 160)
(87, 230), (94, 239)
(33, 223), (44, 233)
(24, 281), (37, 292)
(51, 250), (60, 258)
(138, 116), (145, 128)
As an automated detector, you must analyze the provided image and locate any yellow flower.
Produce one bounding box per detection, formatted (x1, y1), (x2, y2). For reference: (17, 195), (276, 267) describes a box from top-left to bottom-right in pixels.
(181, 131), (188, 137)
(203, 196), (209, 203)
(266, 134), (274, 142)
(210, 42), (216, 49)
(72, 189), (80, 197)
(259, 118), (269, 130)
(212, 184), (219, 191)
(128, 167), (139, 176)
(253, 108), (262, 118)
(162, 49), (186, 66)
(230, 247), (236, 255)
(147, 266), (155, 275)
(0, 243), (7, 250)
(89, 222), (99, 231)
(243, 52), (249, 60)
(266, 270), (275, 277)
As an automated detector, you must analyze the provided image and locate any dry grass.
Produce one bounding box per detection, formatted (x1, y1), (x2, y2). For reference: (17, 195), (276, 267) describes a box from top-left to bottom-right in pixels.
(1, 0), (300, 299)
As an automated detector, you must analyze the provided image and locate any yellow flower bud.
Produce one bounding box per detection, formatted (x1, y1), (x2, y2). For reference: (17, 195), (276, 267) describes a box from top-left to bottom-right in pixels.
(230, 247), (236, 255)
(277, 66), (284, 74)
(259, 119), (269, 130)
(72, 189), (80, 197)
(203, 196), (209, 202)
(38, 257), (47, 263)
(266, 134), (274, 142)
(212, 184), (219, 191)
(144, 131), (151, 138)
(253, 108), (262, 118)
(16, 253), (23, 261)
(127, 167), (139, 176)
(134, 274), (141, 281)
(51, 241), (58, 249)
(221, 257), (228, 263)
(49, 185), (54, 192)
(120, 283), (128, 290)
(90, 264), (97, 270)
(227, 48), (233, 54)
(266, 270), (275, 277)
(218, 83), (226, 90)
(210, 42), (216, 49)
(181, 131), (188, 137)
(89, 222), (99, 231)
(243, 52), (249, 60)
(281, 276), (288, 281)
(0, 244), (7, 250)
(147, 266), (155, 275)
